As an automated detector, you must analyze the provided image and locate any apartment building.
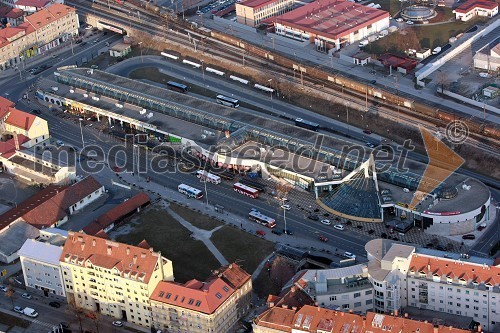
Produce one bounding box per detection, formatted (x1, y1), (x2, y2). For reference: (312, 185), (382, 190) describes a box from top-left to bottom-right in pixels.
(18, 236), (67, 300)
(365, 239), (415, 314)
(150, 263), (252, 333)
(60, 232), (174, 328)
(0, 4), (78, 70)
(253, 304), (473, 333)
(289, 264), (374, 313)
(236, 0), (294, 27)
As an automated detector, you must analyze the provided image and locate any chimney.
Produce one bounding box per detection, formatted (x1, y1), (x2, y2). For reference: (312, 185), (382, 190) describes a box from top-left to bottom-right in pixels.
(269, 302), (275, 308)
(282, 305), (288, 309)
(92, 239), (96, 246)
(149, 247), (154, 253)
(81, 242), (85, 251)
(291, 286), (296, 292)
(477, 325), (482, 332)
(292, 306), (297, 310)
(14, 132), (19, 150)
(107, 246), (112, 255)
(126, 247), (130, 255)
(394, 309), (398, 317)
(404, 313), (408, 318)
(133, 255), (137, 264)
(434, 326), (439, 333)
(341, 312), (344, 316)
(141, 252), (146, 258)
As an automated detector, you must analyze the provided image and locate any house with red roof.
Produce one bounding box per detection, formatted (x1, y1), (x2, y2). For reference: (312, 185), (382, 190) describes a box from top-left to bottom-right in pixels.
(3, 106), (49, 146)
(0, 4), (78, 70)
(453, 0), (498, 21)
(14, 0), (51, 14)
(150, 263), (251, 333)
(3, 7), (24, 26)
(60, 232), (174, 328)
(0, 176), (104, 231)
(269, 0), (390, 51)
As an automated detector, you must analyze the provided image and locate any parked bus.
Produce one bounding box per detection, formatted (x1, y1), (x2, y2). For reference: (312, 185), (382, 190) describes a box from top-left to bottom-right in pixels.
(196, 170), (221, 184)
(216, 94), (239, 108)
(295, 118), (320, 132)
(239, 179), (266, 193)
(248, 210), (276, 228)
(167, 81), (189, 93)
(178, 184), (203, 199)
(233, 182), (259, 198)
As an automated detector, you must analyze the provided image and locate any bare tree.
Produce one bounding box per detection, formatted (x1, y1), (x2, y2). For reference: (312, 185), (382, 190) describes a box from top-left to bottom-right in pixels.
(66, 300), (85, 333)
(5, 287), (14, 309)
(436, 70), (451, 92)
(86, 310), (101, 333)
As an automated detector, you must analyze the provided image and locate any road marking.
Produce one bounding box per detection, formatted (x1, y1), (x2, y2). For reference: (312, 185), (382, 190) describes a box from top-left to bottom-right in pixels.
(31, 319), (55, 328)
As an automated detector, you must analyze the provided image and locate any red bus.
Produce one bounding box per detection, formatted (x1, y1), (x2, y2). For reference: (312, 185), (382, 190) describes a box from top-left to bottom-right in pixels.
(233, 182), (259, 198)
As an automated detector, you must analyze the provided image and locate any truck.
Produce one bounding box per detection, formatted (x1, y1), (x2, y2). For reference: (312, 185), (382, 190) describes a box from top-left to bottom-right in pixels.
(23, 307), (38, 318)
(432, 46), (441, 55)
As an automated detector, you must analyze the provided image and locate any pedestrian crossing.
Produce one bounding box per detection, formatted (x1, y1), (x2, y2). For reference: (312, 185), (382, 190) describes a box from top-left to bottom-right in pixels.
(31, 319), (56, 329)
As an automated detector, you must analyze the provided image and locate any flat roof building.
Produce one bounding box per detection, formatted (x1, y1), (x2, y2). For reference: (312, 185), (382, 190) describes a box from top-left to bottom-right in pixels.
(236, 0), (295, 27)
(272, 0), (390, 51)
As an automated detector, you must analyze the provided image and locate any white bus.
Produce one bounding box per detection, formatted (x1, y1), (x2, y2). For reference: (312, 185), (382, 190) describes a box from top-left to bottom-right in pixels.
(196, 170), (221, 184)
(216, 94), (239, 108)
(248, 210), (276, 228)
(178, 184), (204, 199)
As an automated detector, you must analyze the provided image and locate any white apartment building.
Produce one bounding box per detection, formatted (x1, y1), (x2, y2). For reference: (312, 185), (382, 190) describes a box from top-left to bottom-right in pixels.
(18, 237), (66, 300)
(365, 239), (500, 331)
(290, 264), (374, 313)
(60, 232), (174, 328)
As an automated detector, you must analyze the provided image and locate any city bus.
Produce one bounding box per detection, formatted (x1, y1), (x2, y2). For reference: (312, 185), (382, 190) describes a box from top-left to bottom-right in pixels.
(239, 179), (266, 193)
(233, 182), (259, 199)
(295, 118), (320, 132)
(178, 184), (203, 199)
(248, 210), (276, 228)
(216, 95), (239, 108)
(167, 81), (189, 93)
(196, 170), (221, 184)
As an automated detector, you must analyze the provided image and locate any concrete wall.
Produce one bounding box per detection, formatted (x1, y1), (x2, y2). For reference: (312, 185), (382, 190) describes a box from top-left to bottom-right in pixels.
(437, 87), (500, 115)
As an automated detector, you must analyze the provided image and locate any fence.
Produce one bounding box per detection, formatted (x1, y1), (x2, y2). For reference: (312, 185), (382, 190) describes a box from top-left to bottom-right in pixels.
(437, 87), (500, 114)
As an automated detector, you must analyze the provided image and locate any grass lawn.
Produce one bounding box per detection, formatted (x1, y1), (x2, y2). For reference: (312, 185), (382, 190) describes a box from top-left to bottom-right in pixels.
(211, 226), (275, 275)
(128, 67), (269, 113)
(0, 312), (30, 329)
(377, 0), (404, 16)
(170, 203), (224, 230)
(115, 208), (220, 283)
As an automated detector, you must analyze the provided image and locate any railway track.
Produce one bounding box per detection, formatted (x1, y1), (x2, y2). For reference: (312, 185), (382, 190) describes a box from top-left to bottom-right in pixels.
(73, 0), (500, 156)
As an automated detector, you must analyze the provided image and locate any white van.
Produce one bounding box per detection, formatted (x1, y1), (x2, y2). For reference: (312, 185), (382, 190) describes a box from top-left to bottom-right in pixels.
(358, 40), (368, 48)
(23, 307), (38, 318)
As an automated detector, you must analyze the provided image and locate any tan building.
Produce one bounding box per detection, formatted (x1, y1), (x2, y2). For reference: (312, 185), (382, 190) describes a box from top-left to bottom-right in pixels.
(150, 263), (252, 333)
(236, 0), (294, 27)
(60, 232), (174, 328)
(0, 4), (79, 70)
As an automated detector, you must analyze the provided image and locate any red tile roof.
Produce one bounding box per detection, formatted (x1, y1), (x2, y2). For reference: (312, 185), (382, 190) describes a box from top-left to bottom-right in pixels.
(94, 229), (109, 239)
(238, 0), (280, 9)
(5, 8), (23, 18)
(82, 221), (104, 236)
(137, 239), (151, 249)
(95, 192), (150, 228)
(151, 278), (235, 314)
(61, 231), (163, 283)
(5, 108), (37, 131)
(22, 176), (103, 228)
(0, 96), (15, 119)
(455, 0), (498, 13)
(211, 263), (252, 289)
(409, 253), (500, 286)
(0, 185), (68, 230)
(271, 0), (389, 41)
(0, 176), (102, 230)
(0, 134), (30, 155)
(15, 0), (50, 8)
(254, 305), (472, 333)
(24, 4), (75, 30)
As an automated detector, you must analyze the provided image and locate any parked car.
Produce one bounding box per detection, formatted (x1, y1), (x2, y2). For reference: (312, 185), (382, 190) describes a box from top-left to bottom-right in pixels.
(334, 224), (345, 231)
(344, 251), (356, 259)
(366, 142), (375, 148)
(49, 301), (61, 308)
(280, 204), (291, 210)
(79, 42), (87, 47)
(406, 20), (414, 25)
(90, 65), (99, 69)
(271, 229), (283, 235)
(13, 306), (23, 314)
(0, 285), (8, 292)
(318, 235), (328, 242)
(23, 307), (38, 318)
(112, 321), (123, 327)
(308, 215), (319, 221)
(321, 219), (331, 225)
(462, 234), (475, 240)
(283, 228), (294, 235)
(256, 230), (266, 236)
(21, 293), (32, 299)
(32, 109), (41, 115)
(477, 223), (487, 231)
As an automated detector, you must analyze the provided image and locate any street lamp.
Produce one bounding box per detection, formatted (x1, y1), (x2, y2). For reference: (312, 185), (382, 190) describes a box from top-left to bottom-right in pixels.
(138, 42), (143, 63)
(78, 118), (85, 147)
(282, 199), (288, 236)
(201, 60), (205, 81)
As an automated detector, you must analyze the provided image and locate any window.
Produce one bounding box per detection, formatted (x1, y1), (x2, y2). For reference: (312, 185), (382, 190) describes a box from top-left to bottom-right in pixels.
(354, 302), (362, 307)
(366, 299), (373, 305)
(365, 290), (372, 295)
(330, 296), (337, 301)
(215, 293), (222, 299)
(354, 292), (361, 298)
